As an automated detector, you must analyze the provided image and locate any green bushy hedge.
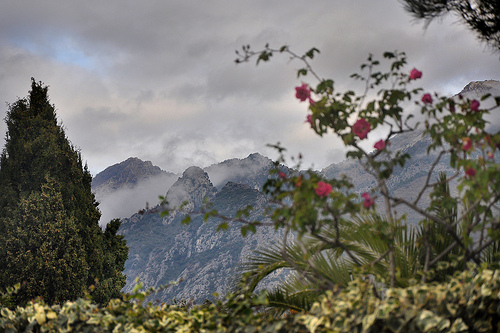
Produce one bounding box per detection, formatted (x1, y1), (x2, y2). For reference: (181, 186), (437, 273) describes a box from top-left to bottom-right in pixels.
(1, 268), (499, 332)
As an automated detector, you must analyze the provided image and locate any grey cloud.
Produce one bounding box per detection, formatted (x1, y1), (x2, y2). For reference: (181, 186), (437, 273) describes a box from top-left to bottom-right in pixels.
(96, 173), (177, 225)
(0, 0), (499, 177)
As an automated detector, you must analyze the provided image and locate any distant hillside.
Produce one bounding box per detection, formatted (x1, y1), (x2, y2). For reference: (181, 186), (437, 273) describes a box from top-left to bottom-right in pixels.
(321, 129), (450, 225)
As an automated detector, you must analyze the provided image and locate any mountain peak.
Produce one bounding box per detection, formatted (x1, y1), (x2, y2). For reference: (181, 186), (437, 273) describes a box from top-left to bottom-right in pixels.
(204, 153), (278, 190)
(182, 166), (207, 178)
(92, 157), (167, 190)
(459, 80), (500, 95)
(166, 166), (216, 210)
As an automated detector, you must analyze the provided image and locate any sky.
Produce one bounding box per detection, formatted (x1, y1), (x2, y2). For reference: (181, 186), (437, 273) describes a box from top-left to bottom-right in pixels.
(1, 1), (499, 176)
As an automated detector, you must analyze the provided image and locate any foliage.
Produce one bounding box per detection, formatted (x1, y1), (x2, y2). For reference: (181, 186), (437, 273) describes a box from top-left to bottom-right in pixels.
(0, 268), (499, 332)
(228, 45), (500, 316)
(0, 79), (128, 305)
(144, 41), (500, 326)
(400, 0), (500, 52)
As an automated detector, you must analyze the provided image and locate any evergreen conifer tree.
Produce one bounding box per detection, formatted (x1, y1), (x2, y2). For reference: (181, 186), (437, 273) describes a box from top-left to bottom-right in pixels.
(0, 79), (127, 305)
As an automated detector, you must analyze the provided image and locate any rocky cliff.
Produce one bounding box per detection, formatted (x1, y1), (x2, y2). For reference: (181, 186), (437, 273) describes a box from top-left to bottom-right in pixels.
(118, 168), (284, 303)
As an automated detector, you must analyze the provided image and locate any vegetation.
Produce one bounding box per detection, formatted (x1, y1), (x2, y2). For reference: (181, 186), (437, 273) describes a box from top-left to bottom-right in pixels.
(1, 268), (500, 332)
(229, 46), (500, 316)
(0, 79), (128, 305)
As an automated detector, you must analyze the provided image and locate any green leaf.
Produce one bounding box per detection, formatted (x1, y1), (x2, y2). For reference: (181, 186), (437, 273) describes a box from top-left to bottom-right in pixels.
(297, 68), (308, 77)
(217, 222), (229, 231)
(305, 47), (320, 59)
(181, 215), (192, 225)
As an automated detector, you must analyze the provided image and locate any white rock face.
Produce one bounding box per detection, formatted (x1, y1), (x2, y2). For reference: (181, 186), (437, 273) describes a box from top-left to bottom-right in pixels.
(165, 166), (217, 210)
(119, 170), (285, 303)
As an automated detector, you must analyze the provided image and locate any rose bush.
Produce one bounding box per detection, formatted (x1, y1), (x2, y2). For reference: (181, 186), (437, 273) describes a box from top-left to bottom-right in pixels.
(233, 44), (500, 297)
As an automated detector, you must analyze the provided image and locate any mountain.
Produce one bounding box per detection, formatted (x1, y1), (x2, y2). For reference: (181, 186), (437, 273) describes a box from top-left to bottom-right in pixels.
(204, 153), (279, 190)
(92, 153), (288, 225)
(91, 157), (178, 225)
(118, 167), (285, 303)
(92, 157), (174, 195)
(457, 80), (500, 98)
(456, 79), (500, 132)
(165, 166), (217, 210)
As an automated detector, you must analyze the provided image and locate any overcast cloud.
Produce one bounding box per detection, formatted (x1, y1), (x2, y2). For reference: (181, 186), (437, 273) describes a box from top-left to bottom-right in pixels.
(1, 1), (499, 175)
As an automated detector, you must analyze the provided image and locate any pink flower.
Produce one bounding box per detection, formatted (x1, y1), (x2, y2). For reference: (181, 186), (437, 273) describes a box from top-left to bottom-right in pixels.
(295, 84), (312, 103)
(421, 93), (433, 104)
(362, 192), (375, 208)
(462, 137), (472, 151)
(465, 167), (476, 177)
(305, 114), (312, 127)
(279, 172), (286, 179)
(315, 181), (332, 197)
(409, 68), (422, 80)
(470, 99), (480, 112)
(352, 118), (371, 140)
(374, 139), (386, 151)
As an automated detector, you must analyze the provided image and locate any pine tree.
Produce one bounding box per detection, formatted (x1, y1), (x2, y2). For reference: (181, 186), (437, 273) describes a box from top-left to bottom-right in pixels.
(400, 0), (500, 52)
(0, 79), (127, 305)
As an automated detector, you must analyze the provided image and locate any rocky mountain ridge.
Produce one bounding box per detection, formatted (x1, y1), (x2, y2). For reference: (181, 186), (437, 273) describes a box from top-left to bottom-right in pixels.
(118, 167), (284, 303)
(92, 157), (173, 195)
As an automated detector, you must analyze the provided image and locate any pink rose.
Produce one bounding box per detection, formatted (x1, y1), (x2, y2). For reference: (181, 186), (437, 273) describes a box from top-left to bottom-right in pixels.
(352, 118), (371, 140)
(295, 84), (312, 103)
(421, 93), (433, 104)
(315, 181), (332, 197)
(462, 137), (472, 151)
(374, 139), (386, 151)
(362, 192), (375, 208)
(465, 167), (476, 177)
(470, 99), (480, 112)
(409, 68), (422, 80)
